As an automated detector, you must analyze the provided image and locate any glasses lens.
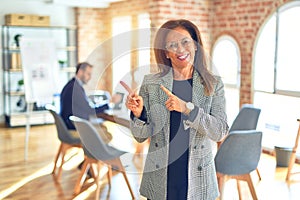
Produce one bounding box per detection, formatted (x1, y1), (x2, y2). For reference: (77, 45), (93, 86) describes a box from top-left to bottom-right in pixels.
(165, 42), (178, 51)
(165, 38), (193, 51)
(181, 38), (192, 47)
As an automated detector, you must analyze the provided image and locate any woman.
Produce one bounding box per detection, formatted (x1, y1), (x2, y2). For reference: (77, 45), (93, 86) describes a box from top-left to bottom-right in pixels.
(122, 19), (228, 200)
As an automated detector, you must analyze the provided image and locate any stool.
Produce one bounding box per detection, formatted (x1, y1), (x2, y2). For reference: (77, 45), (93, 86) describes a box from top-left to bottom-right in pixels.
(286, 119), (300, 181)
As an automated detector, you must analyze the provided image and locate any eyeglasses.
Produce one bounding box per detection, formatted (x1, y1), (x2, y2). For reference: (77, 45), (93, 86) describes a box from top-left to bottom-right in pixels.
(165, 37), (193, 52)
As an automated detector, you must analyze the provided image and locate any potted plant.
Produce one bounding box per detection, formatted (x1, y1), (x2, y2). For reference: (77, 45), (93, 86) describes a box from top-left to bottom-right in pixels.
(17, 79), (24, 91)
(58, 60), (67, 68)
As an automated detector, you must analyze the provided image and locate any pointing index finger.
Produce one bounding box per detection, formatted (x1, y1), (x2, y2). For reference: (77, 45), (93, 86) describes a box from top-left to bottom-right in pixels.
(160, 85), (173, 97)
(120, 81), (133, 94)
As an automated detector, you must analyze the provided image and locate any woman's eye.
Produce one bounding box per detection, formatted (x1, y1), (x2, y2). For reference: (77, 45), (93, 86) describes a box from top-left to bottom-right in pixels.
(182, 38), (191, 45)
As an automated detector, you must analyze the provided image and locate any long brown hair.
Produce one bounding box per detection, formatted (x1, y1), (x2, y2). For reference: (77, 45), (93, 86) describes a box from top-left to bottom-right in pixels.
(153, 19), (216, 96)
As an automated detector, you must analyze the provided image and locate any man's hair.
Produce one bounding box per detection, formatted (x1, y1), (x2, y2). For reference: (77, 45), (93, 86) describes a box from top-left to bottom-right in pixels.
(75, 62), (92, 74)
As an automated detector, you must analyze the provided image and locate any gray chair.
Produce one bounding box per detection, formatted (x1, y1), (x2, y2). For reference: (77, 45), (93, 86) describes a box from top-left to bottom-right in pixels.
(217, 104), (261, 149)
(229, 104), (261, 132)
(45, 104), (82, 180)
(69, 116), (135, 200)
(215, 130), (262, 200)
(225, 104), (262, 180)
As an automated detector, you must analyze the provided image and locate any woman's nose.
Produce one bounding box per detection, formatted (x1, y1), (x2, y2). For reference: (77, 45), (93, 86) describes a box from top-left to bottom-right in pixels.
(176, 43), (185, 52)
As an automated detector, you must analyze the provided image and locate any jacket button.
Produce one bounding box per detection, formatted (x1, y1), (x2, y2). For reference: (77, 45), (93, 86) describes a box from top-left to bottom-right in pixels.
(201, 145), (205, 149)
(156, 164), (159, 169)
(155, 143), (158, 147)
(193, 145), (197, 150)
(198, 166), (202, 171)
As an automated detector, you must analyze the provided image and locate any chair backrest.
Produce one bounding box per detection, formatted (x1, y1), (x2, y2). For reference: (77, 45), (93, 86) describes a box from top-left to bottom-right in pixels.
(229, 104), (261, 132)
(45, 104), (81, 145)
(69, 116), (125, 161)
(215, 130), (262, 175)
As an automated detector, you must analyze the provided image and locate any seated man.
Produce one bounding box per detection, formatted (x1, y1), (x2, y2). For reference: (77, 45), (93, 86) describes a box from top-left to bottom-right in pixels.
(60, 62), (112, 173)
(60, 62), (109, 130)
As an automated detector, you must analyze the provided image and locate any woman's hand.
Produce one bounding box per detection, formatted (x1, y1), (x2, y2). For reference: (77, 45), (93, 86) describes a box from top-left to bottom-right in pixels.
(120, 81), (144, 118)
(160, 85), (187, 113)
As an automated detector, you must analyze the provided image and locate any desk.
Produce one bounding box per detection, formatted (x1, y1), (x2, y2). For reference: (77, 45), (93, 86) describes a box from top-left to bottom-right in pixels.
(97, 110), (130, 128)
(97, 110), (135, 153)
(97, 110), (150, 158)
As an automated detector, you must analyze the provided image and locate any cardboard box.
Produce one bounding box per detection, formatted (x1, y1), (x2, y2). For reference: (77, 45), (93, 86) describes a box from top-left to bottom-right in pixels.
(31, 15), (50, 26)
(5, 14), (31, 26)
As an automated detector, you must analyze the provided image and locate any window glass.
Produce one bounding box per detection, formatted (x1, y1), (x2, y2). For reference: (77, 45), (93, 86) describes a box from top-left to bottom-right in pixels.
(212, 36), (240, 125)
(254, 15), (276, 93)
(212, 37), (239, 86)
(135, 13), (151, 87)
(276, 7), (300, 91)
(112, 16), (132, 90)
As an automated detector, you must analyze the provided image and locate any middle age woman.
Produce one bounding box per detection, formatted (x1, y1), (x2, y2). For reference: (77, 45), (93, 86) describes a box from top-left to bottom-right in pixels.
(122, 19), (229, 200)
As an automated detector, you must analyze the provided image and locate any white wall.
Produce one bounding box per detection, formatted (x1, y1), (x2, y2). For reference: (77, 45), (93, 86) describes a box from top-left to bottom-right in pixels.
(0, 0), (75, 123)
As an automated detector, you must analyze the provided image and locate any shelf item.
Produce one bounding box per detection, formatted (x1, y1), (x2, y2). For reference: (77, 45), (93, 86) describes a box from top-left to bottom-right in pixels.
(5, 14), (31, 26)
(5, 14), (50, 27)
(1, 25), (78, 127)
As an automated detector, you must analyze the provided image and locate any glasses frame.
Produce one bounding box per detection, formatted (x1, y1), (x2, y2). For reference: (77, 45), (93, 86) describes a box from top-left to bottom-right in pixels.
(165, 37), (194, 52)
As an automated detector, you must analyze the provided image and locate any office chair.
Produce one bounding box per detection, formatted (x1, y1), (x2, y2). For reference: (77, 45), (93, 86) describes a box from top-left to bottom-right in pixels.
(223, 104), (262, 180)
(69, 116), (135, 200)
(215, 130), (262, 200)
(229, 104), (261, 132)
(45, 104), (82, 180)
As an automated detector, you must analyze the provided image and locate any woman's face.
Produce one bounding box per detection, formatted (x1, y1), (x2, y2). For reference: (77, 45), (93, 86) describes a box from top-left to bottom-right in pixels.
(165, 27), (197, 70)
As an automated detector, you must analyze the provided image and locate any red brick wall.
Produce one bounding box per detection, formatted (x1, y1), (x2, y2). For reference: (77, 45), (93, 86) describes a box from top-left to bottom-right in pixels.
(75, 8), (110, 91)
(76, 0), (213, 92)
(76, 0), (291, 105)
(211, 0), (291, 107)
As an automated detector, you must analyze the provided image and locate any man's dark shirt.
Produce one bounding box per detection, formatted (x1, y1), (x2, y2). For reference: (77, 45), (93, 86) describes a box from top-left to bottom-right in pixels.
(60, 77), (108, 129)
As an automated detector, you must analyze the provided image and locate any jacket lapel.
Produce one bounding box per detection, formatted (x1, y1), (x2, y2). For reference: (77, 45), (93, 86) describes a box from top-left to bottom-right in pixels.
(160, 69), (174, 93)
(192, 71), (206, 108)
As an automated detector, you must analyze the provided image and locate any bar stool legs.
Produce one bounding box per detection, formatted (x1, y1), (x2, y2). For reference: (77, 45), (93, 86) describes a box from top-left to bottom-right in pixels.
(286, 119), (300, 181)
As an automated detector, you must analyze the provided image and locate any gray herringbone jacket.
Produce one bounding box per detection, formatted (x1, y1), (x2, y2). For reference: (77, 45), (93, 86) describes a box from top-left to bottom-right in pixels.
(130, 69), (228, 200)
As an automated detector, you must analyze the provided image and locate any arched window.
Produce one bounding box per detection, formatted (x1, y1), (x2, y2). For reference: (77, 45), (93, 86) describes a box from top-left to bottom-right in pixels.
(212, 36), (241, 125)
(254, 1), (300, 150)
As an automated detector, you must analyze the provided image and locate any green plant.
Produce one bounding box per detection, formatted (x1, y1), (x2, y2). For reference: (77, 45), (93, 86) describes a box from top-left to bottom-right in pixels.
(58, 60), (65, 65)
(18, 79), (24, 86)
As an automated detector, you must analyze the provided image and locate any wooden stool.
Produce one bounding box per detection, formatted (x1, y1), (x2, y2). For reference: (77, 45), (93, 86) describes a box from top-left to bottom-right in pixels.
(286, 119), (300, 181)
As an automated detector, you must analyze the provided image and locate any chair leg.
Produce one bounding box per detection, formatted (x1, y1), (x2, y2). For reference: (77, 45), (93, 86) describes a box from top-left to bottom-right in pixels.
(94, 162), (102, 200)
(286, 120), (300, 181)
(256, 168), (262, 181)
(219, 175), (228, 200)
(89, 163), (97, 180)
(57, 144), (69, 180)
(108, 158), (135, 199)
(245, 174), (258, 200)
(52, 143), (63, 175)
(107, 166), (112, 189)
(121, 170), (135, 199)
(74, 159), (90, 195)
(286, 151), (297, 181)
(236, 180), (243, 200)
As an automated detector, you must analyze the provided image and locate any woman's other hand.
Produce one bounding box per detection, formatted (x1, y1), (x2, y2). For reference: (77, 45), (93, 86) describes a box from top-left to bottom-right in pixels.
(160, 85), (186, 113)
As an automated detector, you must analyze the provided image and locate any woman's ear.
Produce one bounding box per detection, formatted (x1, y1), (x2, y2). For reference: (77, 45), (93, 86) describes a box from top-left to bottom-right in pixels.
(165, 52), (170, 59)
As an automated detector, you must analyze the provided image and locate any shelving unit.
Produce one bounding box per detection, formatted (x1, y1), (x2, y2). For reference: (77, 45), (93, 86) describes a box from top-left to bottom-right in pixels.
(1, 25), (78, 127)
